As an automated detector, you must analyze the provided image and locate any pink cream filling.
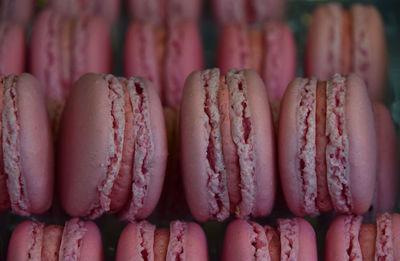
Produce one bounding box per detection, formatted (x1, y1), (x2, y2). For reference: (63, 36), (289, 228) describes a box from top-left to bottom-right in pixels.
(278, 218), (299, 261)
(166, 221), (187, 261)
(201, 69), (230, 221)
(3, 75), (30, 216)
(296, 78), (318, 216)
(375, 213), (394, 260)
(226, 70), (256, 218)
(88, 74), (125, 219)
(325, 74), (352, 213)
(58, 218), (88, 260)
(119, 77), (154, 221)
(137, 221), (156, 261)
(343, 215), (363, 260)
(249, 221), (270, 261)
(27, 222), (45, 260)
(165, 21), (184, 106)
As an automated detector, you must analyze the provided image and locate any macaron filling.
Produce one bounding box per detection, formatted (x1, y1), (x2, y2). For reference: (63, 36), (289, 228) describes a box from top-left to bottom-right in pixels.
(58, 219), (88, 260)
(375, 213), (394, 259)
(0, 76), (8, 210)
(278, 218), (299, 261)
(167, 221), (188, 261)
(3, 75), (30, 216)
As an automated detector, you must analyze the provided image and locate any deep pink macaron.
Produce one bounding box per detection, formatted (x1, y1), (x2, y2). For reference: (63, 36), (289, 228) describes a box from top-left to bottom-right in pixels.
(279, 74), (376, 216)
(180, 68), (276, 222)
(0, 74), (53, 216)
(49, 0), (121, 25)
(7, 218), (103, 261)
(217, 22), (296, 121)
(325, 213), (400, 260)
(128, 0), (202, 25)
(305, 3), (387, 101)
(0, 0), (34, 25)
(0, 21), (25, 75)
(371, 103), (399, 213)
(124, 20), (204, 107)
(116, 220), (208, 260)
(213, 0), (285, 25)
(58, 73), (167, 221)
(222, 218), (317, 261)
(31, 9), (112, 133)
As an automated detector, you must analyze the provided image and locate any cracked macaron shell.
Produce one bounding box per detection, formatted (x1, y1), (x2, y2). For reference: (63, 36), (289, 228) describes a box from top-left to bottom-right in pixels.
(0, 74), (53, 215)
(58, 73), (167, 220)
(116, 220), (208, 261)
(279, 74), (376, 216)
(0, 22), (25, 75)
(6, 219), (103, 261)
(180, 69), (276, 222)
(221, 218), (317, 261)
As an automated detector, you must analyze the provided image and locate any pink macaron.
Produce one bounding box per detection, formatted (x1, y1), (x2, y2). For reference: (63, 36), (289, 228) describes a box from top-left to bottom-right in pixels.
(128, 0), (202, 25)
(0, 74), (53, 216)
(0, 0), (34, 25)
(124, 20), (204, 107)
(7, 218), (103, 260)
(371, 103), (399, 214)
(213, 0), (285, 25)
(31, 9), (112, 134)
(116, 220), (208, 260)
(279, 73), (376, 216)
(325, 213), (400, 260)
(180, 68), (276, 222)
(49, 0), (121, 25)
(222, 218), (317, 261)
(305, 3), (388, 101)
(0, 21), (25, 75)
(58, 73), (167, 221)
(217, 22), (296, 121)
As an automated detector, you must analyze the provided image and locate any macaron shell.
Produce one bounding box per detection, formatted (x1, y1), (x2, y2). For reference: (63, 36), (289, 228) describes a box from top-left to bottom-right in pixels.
(351, 4), (387, 101)
(180, 71), (211, 222)
(75, 221), (104, 261)
(0, 22), (25, 75)
(392, 213), (400, 260)
(242, 69), (276, 216)
(128, 0), (166, 25)
(278, 78), (308, 216)
(6, 221), (44, 261)
(181, 222), (209, 261)
(345, 74), (376, 215)
(0, 0), (34, 24)
(213, 0), (245, 24)
(372, 103), (398, 213)
(296, 218), (318, 261)
(59, 73), (111, 217)
(15, 73), (54, 214)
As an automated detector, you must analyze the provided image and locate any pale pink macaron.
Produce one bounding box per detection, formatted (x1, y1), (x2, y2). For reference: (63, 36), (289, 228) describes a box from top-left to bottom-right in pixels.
(0, 0), (35, 25)
(180, 68), (276, 222)
(279, 74), (376, 216)
(213, 0), (285, 25)
(128, 0), (202, 25)
(325, 213), (400, 260)
(116, 220), (208, 260)
(305, 3), (387, 101)
(31, 9), (112, 134)
(0, 21), (25, 75)
(58, 73), (167, 221)
(371, 103), (399, 213)
(124, 20), (204, 107)
(217, 22), (296, 121)
(49, 0), (121, 25)
(7, 218), (103, 261)
(222, 218), (317, 261)
(0, 74), (53, 216)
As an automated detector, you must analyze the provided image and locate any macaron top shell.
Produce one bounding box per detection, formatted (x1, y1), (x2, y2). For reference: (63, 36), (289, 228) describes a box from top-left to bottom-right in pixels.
(0, 74), (53, 216)
(180, 68), (276, 222)
(279, 74), (376, 216)
(116, 220), (209, 261)
(221, 218), (317, 261)
(0, 22), (25, 75)
(59, 73), (167, 221)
